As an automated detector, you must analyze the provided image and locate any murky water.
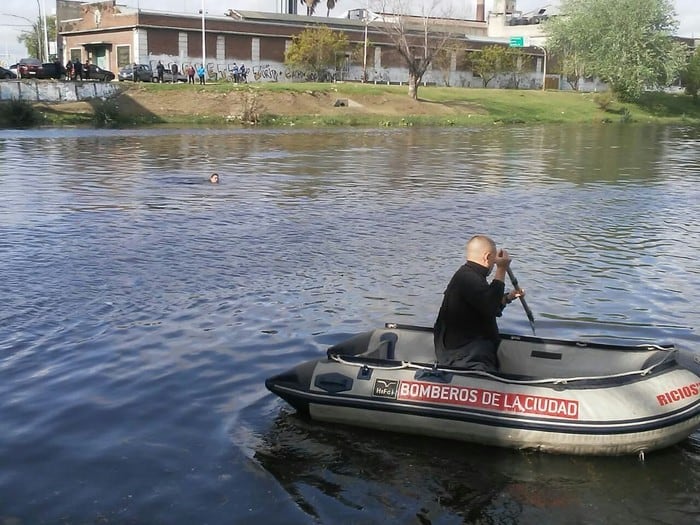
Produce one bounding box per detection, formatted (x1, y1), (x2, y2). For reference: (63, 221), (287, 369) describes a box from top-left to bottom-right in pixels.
(1, 125), (699, 524)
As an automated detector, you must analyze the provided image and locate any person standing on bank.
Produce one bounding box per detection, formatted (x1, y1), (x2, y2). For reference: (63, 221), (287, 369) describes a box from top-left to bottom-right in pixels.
(197, 65), (206, 85)
(156, 61), (165, 83)
(74, 59), (83, 81)
(433, 235), (525, 372)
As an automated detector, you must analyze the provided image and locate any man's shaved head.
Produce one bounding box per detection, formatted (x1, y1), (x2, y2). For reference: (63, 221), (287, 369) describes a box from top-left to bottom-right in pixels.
(466, 235), (496, 261)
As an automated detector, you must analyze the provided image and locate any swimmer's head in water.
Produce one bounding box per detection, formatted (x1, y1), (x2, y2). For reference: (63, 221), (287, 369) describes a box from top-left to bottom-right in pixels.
(209, 173), (219, 184)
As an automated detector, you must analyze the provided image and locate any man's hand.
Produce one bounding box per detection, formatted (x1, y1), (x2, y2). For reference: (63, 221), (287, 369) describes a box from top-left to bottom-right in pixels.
(494, 248), (512, 269)
(507, 288), (526, 302)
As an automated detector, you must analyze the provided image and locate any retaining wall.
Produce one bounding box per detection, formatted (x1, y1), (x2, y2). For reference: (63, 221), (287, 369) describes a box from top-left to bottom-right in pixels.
(0, 80), (120, 102)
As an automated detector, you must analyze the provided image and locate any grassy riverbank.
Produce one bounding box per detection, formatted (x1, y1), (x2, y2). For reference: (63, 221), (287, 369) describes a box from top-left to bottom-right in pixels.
(10, 81), (700, 127)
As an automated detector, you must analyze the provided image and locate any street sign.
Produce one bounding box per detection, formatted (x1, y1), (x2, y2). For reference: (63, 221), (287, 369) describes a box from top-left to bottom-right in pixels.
(509, 36), (524, 47)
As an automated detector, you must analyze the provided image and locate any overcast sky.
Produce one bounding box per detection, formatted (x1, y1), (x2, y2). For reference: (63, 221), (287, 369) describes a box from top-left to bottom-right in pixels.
(2, 0), (699, 64)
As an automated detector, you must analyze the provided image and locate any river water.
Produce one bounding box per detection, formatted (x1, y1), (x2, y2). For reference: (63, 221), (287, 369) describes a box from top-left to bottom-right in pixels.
(1, 125), (699, 524)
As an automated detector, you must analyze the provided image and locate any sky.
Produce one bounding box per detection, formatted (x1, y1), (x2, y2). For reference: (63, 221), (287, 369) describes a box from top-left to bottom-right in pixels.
(2, 0), (699, 65)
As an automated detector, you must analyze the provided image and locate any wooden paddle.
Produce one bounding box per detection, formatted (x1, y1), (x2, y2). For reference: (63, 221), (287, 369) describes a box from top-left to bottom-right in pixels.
(506, 267), (536, 335)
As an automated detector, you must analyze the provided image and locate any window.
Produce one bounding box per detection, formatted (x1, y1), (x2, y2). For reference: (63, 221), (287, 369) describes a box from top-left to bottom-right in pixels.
(116, 45), (131, 68)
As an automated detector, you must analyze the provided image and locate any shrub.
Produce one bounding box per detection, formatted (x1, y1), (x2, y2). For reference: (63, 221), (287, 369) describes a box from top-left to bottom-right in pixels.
(241, 91), (265, 125)
(0, 100), (42, 127)
(91, 99), (122, 127)
(593, 91), (614, 111)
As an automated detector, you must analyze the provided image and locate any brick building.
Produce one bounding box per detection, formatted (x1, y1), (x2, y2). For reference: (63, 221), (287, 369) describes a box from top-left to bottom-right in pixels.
(58, 0), (549, 88)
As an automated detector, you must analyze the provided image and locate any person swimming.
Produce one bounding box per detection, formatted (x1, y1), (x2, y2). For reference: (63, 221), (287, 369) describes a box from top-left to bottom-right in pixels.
(209, 173), (219, 184)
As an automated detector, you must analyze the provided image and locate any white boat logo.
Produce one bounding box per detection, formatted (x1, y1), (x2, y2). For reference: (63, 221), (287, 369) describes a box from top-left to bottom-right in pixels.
(373, 379), (398, 398)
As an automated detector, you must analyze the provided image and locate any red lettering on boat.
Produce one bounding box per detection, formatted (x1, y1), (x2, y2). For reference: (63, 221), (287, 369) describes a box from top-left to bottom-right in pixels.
(656, 382), (700, 406)
(396, 381), (579, 419)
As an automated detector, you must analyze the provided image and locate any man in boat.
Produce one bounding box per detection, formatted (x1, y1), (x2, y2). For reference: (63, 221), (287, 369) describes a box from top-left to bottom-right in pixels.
(433, 235), (524, 371)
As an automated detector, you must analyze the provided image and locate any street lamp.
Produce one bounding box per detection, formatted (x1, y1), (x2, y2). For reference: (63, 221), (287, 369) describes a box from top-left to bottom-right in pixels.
(362, 13), (368, 82)
(201, 0), (206, 81)
(362, 9), (378, 83)
(535, 45), (547, 91)
(39, 0), (49, 61)
(528, 39), (547, 91)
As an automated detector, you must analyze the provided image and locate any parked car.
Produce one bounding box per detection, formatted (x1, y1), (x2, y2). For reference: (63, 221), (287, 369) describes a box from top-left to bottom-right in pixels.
(118, 64), (153, 82)
(0, 66), (17, 79)
(84, 64), (115, 82)
(154, 69), (188, 83)
(36, 62), (66, 79)
(17, 57), (42, 78)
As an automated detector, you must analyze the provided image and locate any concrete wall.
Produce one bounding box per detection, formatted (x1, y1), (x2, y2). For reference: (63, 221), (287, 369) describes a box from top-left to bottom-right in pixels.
(0, 80), (120, 102)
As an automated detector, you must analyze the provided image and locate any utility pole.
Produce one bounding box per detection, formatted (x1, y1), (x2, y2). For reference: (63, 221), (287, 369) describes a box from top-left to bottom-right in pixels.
(201, 0), (206, 80)
(41, 0), (49, 60)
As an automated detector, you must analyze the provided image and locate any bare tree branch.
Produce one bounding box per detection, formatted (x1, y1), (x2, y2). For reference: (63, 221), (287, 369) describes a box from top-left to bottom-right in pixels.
(373, 0), (456, 99)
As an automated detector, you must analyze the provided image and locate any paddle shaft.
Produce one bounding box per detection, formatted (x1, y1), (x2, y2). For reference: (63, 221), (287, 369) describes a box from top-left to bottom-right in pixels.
(506, 267), (536, 335)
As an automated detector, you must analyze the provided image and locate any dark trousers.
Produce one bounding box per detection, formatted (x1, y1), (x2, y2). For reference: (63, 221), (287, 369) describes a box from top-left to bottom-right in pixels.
(434, 327), (499, 372)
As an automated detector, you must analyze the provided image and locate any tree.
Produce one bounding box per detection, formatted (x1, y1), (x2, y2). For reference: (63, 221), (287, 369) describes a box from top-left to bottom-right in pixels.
(17, 15), (56, 62)
(544, 0), (687, 101)
(301, 0), (339, 16)
(560, 53), (587, 91)
(300, 0), (320, 15)
(375, 0), (456, 100)
(470, 45), (511, 88)
(508, 47), (528, 89)
(285, 26), (349, 81)
(544, 19), (587, 91)
(682, 49), (700, 103)
(433, 39), (463, 87)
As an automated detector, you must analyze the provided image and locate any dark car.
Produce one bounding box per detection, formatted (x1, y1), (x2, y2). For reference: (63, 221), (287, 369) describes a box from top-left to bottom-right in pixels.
(118, 64), (153, 82)
(17, 57), (42, 78)
(84, 64), (115, 82)
(36, 62), (66, 79)
(0, 66), (17, 79)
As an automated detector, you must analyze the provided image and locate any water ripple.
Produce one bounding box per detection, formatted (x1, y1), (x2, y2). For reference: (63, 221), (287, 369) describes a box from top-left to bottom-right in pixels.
(1, 125), (700, 523)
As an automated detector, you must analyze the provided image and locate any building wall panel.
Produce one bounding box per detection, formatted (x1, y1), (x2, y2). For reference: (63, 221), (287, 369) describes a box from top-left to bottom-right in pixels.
(148, 29), (179, 55)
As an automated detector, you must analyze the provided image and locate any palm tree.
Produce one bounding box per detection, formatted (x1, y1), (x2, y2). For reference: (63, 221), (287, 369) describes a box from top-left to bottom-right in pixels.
(326, 0), (337, 16)
(300, 0), (320, 15)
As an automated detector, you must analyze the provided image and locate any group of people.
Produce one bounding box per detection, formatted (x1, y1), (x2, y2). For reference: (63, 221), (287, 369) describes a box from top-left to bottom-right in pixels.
(230, 63), (247, 83)
(148, 60), (248, 85)
(152, 61), (206, 85)
(64, 58), (89, 81)
(148, 61), (249, 85)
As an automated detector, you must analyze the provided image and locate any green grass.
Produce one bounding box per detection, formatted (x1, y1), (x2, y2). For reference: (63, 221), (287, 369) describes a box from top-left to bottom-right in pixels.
(14, 80), (700, 128)
(178, 81), (700, 125)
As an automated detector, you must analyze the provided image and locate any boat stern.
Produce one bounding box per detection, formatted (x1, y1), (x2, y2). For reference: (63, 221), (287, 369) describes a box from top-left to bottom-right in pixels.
(676, 346), (700, 378)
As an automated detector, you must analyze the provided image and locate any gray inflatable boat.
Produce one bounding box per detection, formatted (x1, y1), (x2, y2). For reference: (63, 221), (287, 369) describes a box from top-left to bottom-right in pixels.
(266, 323), (700, 456)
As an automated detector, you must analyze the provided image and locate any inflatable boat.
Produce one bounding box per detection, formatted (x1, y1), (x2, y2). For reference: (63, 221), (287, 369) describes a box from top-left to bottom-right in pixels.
(265, 323), (700, 456)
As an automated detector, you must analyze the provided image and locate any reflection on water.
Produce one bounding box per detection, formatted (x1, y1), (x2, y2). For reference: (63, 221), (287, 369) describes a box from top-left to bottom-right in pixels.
(1, 125), (700, 524)
(254, 408), (700, 524)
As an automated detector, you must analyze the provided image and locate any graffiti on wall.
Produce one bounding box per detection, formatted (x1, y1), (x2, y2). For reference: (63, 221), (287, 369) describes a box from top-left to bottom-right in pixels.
(146, 56), (380, 84)
(145, 55), (550, 90)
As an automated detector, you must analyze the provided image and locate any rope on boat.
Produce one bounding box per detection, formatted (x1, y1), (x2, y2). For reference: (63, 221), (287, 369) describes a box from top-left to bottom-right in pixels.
(329, 348), (676, 385)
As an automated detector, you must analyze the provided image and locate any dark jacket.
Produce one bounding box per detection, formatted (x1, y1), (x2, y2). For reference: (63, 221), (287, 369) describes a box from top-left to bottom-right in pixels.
(434, 261), (506, 350)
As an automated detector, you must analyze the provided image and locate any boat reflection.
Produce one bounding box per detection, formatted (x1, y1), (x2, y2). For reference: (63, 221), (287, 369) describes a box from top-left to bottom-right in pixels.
(253, 408), (700, 523)
(253, 409), (565, 523)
